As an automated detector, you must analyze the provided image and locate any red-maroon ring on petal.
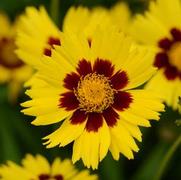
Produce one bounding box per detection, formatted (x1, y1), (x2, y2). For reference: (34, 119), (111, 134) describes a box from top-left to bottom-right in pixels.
(158, 38), (172, 50)
(154, 52), (169, 69)
(103, 107), (119, 127)
(59, 92), (79, 111)
(53, 175), (63, 180)
(155, 28), (181, 80)
(0, 38), (24, 69)
(110, 70), (128, 90)
(44, 48), (52, 56)
(0, 57), (24, 69)
(179, 73), (181, 79)
(164, 65), (178, 80)
(86, 113), (103, 132)
(39, 174), (50, 180)
(63, 72), (80, 90)
(70, 109), (87, 124)
(43, 37), (61, 57)
(93, 58), (114, 77)
(76, 59), (92, 76)
(48, 37), (61, 46)
(170, 28), (181, 41)
(112, 91), (133, 111)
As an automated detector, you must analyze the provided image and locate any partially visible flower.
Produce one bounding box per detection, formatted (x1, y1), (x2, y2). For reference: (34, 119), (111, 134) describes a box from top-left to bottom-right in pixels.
(0, 154), (97, 180)
(63, 2), (131, 41)
(21, 28), (164, 169)
(16, 6), (62, 66)
(16, 6), (62, 88)
(130, 0), (181, 111)
(0, 12), (32, 102)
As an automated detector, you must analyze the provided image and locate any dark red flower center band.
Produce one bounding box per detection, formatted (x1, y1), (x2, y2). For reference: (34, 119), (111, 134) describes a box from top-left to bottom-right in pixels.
(43, 36), (93, 57)
(154, 28), (181, 80)
(44, 36), (61, 57)
(35, 174), (63, 180)
(0, 37), (24, 69)
(59, 58), (133, 132)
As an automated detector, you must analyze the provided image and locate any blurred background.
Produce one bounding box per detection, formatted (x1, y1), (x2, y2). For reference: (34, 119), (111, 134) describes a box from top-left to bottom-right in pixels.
(0, 0), (180, 180)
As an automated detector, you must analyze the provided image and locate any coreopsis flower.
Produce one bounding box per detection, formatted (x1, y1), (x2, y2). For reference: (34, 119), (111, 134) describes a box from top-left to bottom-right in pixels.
(0, 13), (32, 101)
(0, 154), (97, 180)
(21, 27), (164, 169)
(130, 0), (181, 110)
(16, 6), (62, 66)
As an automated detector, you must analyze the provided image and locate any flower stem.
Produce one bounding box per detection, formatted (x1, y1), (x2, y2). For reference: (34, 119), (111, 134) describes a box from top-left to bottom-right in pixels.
(154, 134), (181, 180)
(50, 0), (60, 25)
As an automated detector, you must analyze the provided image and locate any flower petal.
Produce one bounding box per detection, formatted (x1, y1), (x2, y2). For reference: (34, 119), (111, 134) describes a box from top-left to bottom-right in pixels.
(93, 58), (114, 77)
(109, 121), (139, 160)
(72, 120), (110, 169)
(110, 70), (128, 90)
(63, 72), (80, 90)
(76, 59), (92, 76)
(44, 118), (86, 148)
(85, 113), (103, 132)
(112, 91), (132, 111)
(102, 107), (119, 127)
(59, 92), (79, 111)
(70, 109), (87, 125)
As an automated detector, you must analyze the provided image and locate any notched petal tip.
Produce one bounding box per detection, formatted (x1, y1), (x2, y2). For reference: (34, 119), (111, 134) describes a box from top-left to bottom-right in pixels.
(42, 139), (55, 149)
(20, 102), (28, 107)
(31, 120), (41, 126)
(137, 136), (142, 142)
(20, 108), (26, 114)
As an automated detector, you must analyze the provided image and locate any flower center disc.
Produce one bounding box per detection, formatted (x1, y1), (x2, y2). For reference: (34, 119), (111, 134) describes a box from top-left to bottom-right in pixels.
(169, 42), (181, 71)
(0, 38), (23, 68)
(75, 73), (115, 113)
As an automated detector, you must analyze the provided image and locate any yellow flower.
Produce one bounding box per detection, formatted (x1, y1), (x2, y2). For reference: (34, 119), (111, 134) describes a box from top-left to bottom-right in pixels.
(16, 6), (62, 66)
(0, 12), (32, 102)
(130, 0), (181, 110)
(16, 4), (131, 88)
(0, 154), (97, 180)
(21, 27), (164, 169)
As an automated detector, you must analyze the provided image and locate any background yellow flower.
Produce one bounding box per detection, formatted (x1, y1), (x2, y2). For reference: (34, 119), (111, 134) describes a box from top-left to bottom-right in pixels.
(130, 0), (181, 111)
(0, 154), (97, 180)
(0, 12), (32, 102)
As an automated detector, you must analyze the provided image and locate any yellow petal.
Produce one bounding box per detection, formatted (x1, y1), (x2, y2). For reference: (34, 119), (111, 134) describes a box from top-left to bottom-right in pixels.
(44, 118), (86, 148)
(72, 120), (110, 169)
